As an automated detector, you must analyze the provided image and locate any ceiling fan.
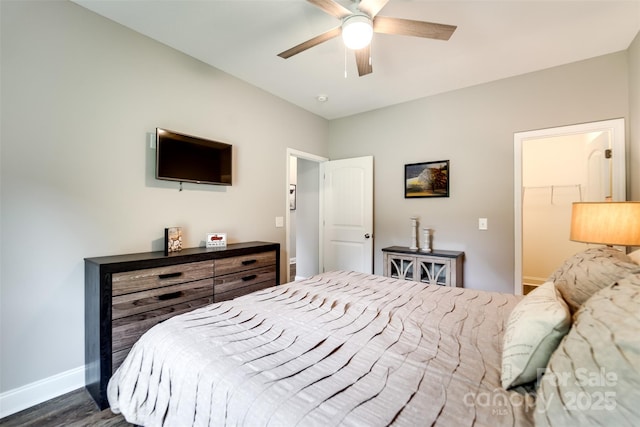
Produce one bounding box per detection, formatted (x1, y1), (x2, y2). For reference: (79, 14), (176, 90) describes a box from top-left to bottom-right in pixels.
(277, 0), (457, 77)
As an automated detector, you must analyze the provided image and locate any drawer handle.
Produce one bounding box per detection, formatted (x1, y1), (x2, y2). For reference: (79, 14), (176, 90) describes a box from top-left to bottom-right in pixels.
(242, 274), (257, 282)
(241, 259), (257, 266)
(158, 291), (183, 301)
(158, 272), (183, 280)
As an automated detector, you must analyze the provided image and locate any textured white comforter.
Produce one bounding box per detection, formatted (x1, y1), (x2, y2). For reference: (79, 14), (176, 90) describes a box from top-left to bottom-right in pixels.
(107, 271), (534, 426)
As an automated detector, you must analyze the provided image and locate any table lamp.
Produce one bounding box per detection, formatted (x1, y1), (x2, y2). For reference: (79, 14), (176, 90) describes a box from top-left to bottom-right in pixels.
(570, 202), (640, 248)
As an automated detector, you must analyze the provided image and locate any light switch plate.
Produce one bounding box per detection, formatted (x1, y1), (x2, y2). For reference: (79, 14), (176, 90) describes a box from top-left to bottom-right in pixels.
(479, 218), (488, 230)
(275, 216), (284, 228)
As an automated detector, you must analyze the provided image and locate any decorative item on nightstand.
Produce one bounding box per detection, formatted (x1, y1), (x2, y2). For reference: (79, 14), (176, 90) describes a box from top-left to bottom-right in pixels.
(206, 232), (227, 248)
(164, 227), (183, 255)
(409, 217), (419, 250)
(421, 228), (433, 253)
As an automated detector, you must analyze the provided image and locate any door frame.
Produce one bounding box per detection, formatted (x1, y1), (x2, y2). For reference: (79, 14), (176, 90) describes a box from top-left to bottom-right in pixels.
(513, 118), (626, 295)
(285, 148), (328, 283)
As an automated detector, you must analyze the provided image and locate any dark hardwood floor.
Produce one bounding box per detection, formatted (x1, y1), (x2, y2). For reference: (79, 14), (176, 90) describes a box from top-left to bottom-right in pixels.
(0, 388), (132, 427)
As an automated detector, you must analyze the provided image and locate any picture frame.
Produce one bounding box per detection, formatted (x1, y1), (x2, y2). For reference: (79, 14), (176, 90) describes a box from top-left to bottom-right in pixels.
(404, 160), (450, 198)
(289, 184), (296, 210)
(164, 226), (183, 255)
(206, 232), (227, 248)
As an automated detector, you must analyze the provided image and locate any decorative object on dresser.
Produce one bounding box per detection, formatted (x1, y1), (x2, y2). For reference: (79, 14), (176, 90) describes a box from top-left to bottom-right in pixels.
(404, 160), (450, 198)
(164, 226), (183, 255)
(206, 232), (227, 248)
(84, 241), (280, 410)
(382, 246), (463, 287)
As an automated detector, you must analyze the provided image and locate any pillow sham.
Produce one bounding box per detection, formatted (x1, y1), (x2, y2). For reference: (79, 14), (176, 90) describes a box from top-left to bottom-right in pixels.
(501, 281), (571, 389)
(534, 271), (640, 426)
(549, 247), (638, 313)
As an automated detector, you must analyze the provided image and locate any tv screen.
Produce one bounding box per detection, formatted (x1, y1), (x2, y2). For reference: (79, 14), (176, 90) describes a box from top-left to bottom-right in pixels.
(156, 128), (232, 186)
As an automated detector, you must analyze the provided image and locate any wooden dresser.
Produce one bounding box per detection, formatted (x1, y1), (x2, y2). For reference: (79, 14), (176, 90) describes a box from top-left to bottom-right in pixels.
(382, 246), (464, 287)
(84, 241), (279, 409)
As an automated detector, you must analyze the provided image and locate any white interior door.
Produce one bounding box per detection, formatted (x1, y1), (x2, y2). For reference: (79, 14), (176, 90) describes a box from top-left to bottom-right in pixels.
(321, 156), (374, 273)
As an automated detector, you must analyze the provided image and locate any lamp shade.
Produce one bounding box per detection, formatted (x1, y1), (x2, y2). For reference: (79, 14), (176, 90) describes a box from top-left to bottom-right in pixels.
(570, 202), (640, 246)
(341, 14), (373, 50)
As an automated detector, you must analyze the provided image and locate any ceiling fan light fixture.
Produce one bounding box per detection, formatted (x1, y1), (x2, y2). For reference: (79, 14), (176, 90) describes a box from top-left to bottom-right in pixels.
(341, 14), (373, 50)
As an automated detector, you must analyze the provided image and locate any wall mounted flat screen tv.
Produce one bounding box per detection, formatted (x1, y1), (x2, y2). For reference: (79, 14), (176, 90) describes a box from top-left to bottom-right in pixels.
(156, 128), (232, 186)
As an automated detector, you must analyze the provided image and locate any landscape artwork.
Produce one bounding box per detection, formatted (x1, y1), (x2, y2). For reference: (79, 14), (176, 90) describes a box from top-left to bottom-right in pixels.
(404, 160), (450, 198)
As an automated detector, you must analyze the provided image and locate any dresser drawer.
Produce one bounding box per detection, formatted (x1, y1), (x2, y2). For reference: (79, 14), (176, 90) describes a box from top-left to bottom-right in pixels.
(214, 266), (276, 302)
(112, 260), (214, 296)
(215, 251), (276, 276)
(112, 278), (213, 320)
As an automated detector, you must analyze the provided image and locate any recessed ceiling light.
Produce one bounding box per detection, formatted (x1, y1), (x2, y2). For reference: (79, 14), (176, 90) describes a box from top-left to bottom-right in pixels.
(316, 94), (329, 102)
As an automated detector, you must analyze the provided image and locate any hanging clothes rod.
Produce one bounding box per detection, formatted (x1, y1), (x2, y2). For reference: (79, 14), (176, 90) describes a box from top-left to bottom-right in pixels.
(522, 184), (582, 204)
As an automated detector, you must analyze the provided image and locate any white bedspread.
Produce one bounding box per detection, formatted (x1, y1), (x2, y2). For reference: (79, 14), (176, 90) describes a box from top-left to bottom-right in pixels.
(107, 271), (535, 426)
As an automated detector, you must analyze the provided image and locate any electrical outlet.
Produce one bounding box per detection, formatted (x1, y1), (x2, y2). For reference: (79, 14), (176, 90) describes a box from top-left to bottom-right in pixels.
(275, 216), (284, 228)
(479, 218), (488, 230)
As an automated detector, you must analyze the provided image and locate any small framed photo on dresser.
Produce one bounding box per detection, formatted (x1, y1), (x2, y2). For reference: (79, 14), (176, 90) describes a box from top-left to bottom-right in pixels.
(164, 227), (183, 255)
(206, 232), (227, 248)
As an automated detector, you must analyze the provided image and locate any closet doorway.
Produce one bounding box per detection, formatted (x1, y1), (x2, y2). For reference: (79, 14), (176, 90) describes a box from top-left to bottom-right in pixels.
(514, 119), (626, 295)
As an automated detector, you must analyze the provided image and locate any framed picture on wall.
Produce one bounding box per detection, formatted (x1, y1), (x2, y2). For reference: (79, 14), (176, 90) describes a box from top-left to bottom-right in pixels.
(289, 184), (296, 210)
(404, 160), (450, 198)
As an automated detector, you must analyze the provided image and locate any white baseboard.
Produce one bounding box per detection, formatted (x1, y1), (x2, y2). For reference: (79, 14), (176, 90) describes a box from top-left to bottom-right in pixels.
(522, 275), (547, 286)
(0, 365), (85, 419)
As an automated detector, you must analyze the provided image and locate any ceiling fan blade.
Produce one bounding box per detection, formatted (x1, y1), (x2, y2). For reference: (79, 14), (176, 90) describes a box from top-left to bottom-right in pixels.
(307, 0), (352, 19)
(278, 26), (342, 59)
(373, 16), (457, 40)
(357, 0), (390, 18)
(355, 45), (373, 76)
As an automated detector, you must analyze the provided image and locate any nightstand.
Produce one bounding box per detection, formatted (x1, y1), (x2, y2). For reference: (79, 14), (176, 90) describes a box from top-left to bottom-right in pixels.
(382, 246), (464, 287)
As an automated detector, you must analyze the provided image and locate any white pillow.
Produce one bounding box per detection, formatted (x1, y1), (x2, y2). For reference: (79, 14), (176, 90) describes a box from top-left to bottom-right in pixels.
(629, 248), (640, 265)
(501, 282), (571, 389)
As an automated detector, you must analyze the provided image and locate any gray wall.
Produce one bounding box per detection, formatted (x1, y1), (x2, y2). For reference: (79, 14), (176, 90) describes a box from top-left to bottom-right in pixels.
(328, 52), (633, 293)
(0, 0), (328, 396)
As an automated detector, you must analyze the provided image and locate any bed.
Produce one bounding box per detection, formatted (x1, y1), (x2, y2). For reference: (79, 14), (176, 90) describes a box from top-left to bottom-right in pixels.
(107, 249), (640, 427)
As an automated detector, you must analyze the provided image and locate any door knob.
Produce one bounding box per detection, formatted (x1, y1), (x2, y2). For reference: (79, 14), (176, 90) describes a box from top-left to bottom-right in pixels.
(364, 233), (371, 239)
